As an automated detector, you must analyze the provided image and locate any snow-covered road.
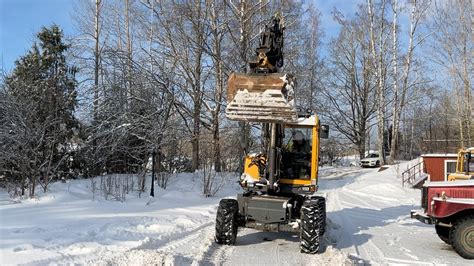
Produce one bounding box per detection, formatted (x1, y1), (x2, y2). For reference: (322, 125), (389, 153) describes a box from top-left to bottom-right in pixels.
(1, 165), (472, 265)
(320, 167), (465, 265)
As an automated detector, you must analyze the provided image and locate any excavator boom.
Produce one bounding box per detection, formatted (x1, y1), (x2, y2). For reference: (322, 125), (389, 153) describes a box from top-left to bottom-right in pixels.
(225, 13), (297, 123)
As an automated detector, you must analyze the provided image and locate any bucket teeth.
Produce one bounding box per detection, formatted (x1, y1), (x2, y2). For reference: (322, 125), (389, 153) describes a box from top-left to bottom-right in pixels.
(226, 73), (297, 123)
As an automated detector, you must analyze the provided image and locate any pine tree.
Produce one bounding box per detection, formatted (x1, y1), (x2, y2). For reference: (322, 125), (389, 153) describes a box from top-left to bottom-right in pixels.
(1, 25), (78, 196)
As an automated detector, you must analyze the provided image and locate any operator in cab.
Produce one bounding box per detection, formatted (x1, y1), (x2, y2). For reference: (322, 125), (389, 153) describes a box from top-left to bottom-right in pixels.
(287, 130), (311, 154)
(285, 130), (311, 179)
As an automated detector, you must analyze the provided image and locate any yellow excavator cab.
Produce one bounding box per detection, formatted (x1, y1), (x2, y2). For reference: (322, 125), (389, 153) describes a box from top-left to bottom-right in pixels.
(240, 115), (325, 194)
(448, 147), (474, 181)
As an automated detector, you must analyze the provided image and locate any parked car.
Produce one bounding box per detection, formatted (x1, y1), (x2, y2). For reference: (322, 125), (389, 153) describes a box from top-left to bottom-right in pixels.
(360, 153), (381, 168)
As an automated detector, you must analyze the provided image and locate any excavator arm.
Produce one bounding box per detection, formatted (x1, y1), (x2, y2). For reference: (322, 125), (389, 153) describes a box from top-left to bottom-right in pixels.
(226, 13), (297, 123)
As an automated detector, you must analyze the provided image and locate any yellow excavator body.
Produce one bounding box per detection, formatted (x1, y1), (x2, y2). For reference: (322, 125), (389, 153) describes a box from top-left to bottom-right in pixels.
(448, 147), (474, 181)
(240, 116), (323, 193)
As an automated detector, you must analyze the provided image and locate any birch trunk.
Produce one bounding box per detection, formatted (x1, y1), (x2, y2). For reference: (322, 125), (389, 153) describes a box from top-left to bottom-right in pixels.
(367, 0), (387, 165)
(191, 0), (205, 171)
(93, 0), (101, 122)
(210, 1), (223, 172)
(389, 0), (399, 164)
(389, 0), (420, 162)
(125, 0), (132, 111)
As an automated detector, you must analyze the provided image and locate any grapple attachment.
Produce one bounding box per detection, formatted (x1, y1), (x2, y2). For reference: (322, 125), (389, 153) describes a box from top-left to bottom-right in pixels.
(226, 73), (297, 123)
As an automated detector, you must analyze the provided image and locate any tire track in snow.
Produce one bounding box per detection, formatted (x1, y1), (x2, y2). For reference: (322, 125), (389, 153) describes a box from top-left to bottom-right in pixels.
(199, 242), (233, 265)
(128, 217), (232, 265)
(339, 187), (380, 210)
(87, 221), (218, 265)
(153, 223), (213, 254)
(133, 221), (213, 251)
(324, 176), (378, 262)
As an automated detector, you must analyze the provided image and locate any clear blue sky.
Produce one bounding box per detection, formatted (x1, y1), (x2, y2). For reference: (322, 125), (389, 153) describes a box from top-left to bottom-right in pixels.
(1, 0), (405, 74)
(1, 0), (75, 72)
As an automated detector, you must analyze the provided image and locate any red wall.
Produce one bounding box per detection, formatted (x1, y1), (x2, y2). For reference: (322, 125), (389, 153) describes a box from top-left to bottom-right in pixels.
(422, 156), (457, 182)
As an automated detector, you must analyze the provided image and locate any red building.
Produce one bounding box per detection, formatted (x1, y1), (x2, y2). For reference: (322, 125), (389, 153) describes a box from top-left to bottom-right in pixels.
(421, 154), (458, 182)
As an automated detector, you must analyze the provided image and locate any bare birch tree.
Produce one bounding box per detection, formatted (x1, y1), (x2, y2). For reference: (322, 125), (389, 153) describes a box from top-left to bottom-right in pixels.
(388, 0), (430, 163)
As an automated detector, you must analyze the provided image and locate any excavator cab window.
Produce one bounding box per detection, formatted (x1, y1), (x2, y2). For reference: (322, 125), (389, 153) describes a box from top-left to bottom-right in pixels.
(282, 127), (312, 179)
(466, 152), (473, 173)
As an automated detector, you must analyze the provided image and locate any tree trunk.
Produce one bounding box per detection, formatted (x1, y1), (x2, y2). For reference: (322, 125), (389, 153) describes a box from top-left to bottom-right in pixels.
(368, 0), (387, 165)
(93, 0), (101, 122)
(125, 0), (132, 111)
(191, 0), (204, 172)
(390, 0), (419, 162)
(30, 175), (36, 198)
(212, 114), (221, 172)
(211, 1), (223, 172)
(358, 138), (366, 162)
(389, 0), (399, 164)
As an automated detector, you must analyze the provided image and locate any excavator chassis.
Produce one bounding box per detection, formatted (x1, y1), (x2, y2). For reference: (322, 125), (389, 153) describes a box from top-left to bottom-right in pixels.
(237, 194), (295, 232)
(215, 193), (326, 254)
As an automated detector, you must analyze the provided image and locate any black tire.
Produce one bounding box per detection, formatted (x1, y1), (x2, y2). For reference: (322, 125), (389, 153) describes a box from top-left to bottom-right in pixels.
(311, 196), (326, 236)
(215, 199), (238, 245)
(375, 161), (380, 167)
(435, 225), (451, 244)
(321, 199), (326, 235)
(450, 215), (474, 259)
(300, 198), (324, 254)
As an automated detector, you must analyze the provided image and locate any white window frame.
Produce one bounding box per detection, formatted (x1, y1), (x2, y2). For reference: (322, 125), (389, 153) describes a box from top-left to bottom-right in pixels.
(444, 160), (457, 181)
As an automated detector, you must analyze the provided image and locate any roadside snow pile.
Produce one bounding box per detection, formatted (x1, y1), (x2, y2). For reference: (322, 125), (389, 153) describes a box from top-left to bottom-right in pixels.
(0, 172), (240, 265)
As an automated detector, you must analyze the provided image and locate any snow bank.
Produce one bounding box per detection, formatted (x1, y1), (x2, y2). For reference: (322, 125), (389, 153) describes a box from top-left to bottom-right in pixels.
(1, 163), (471, 265)
(0, 173), (240, 265)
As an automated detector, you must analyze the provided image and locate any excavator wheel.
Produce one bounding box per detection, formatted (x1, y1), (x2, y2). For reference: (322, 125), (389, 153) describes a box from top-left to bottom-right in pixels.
(317, 197), (326, 236)
(300, 198), (324, 254)
(435, 225), (450, 244)
(450, 215), (474, 259)
(215, 199), (239, 245)
(309, 196), (326, 236)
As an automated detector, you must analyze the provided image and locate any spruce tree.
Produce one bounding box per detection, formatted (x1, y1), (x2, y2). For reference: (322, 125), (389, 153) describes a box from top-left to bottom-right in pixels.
(1, 25), (78, 196)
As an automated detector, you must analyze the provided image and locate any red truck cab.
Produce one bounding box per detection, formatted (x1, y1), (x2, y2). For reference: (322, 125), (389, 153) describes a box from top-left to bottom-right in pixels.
(411, 180), (474, 259)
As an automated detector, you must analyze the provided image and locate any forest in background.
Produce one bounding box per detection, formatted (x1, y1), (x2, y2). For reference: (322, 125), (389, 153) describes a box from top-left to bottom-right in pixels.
(0, 0), (472, 197)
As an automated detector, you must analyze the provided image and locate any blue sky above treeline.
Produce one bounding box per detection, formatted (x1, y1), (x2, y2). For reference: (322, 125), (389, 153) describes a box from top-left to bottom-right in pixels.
(1, 0), (410, 73)
(1, 0), (75, 71)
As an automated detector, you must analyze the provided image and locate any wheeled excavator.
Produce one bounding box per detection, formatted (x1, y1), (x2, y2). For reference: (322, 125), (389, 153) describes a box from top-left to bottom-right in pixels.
(215, 14), (329, 254)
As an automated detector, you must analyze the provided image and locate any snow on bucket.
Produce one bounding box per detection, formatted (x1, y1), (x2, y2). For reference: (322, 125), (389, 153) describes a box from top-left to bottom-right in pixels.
(226, 73), (297, 123)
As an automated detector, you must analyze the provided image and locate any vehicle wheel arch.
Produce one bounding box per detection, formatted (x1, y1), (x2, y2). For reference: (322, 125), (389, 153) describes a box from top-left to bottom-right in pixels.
(440, 209), (474, 225)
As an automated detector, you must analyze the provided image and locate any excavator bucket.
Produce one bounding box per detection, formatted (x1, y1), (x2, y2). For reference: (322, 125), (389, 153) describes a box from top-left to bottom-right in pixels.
(226, 73), (297, 123)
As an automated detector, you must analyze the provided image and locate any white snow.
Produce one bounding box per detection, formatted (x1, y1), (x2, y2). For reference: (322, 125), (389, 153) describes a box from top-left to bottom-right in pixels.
(1, 163), (472, 265)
